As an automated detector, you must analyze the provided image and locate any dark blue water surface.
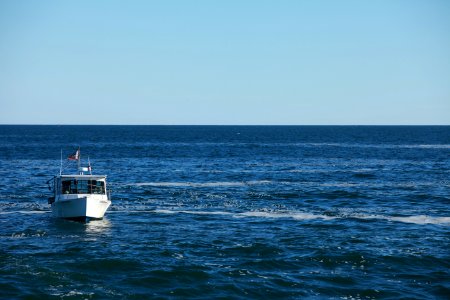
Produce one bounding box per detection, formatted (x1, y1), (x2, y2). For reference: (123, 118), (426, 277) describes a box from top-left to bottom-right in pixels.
(0, 125), (449, 299)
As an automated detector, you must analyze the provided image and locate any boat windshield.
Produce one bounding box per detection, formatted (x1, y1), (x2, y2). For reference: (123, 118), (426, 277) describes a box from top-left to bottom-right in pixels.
(61, 179), (105, 195)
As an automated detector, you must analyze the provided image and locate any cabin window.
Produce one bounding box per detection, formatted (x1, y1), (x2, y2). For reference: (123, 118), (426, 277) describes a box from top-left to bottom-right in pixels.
(89, 180), (105, 194)
(62, 180), (72, 194)
(61, 179), (105, 194)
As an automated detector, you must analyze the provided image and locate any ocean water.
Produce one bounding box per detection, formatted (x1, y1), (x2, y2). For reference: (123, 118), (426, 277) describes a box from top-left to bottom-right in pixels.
(0, 125), (449, 299)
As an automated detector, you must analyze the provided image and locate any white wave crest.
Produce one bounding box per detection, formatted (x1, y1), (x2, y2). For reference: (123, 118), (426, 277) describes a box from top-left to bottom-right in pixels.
(131, 180), (272, 187)
(351, 214), (450, 225)
(151, 209), (449, 226)
(152, 209), (333, 221)
(0, 211), (49, 215)
(385, 215), (450, 225)
(238, 211), (335, 220)
(154, 209), (233, 216)
(300, 143), (450, 149)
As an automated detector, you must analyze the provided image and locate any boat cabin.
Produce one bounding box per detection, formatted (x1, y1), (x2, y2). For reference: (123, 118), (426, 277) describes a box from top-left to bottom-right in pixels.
(49, 175), (108, 204)
(61, 177), (106, 195)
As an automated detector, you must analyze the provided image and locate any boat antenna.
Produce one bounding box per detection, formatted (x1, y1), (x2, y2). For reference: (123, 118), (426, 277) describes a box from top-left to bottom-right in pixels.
(78, 146), (81, 175)
(88, 156), (92, 175)
(60, 149), (62, 175)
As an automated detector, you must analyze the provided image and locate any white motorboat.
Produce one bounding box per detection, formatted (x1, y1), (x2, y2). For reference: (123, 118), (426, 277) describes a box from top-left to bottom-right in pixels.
(48, 148), (111, 222)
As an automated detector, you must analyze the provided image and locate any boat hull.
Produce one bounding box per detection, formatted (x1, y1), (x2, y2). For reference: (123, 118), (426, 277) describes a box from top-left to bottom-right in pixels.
(52, 196), (111, 220)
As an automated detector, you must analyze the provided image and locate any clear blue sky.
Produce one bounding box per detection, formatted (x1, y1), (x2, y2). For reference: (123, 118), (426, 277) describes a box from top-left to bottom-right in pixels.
(0, 0), (449, 125)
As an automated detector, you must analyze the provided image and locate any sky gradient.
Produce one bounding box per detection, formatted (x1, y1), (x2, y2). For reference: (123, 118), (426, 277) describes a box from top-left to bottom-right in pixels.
(1, 0), (449, 125)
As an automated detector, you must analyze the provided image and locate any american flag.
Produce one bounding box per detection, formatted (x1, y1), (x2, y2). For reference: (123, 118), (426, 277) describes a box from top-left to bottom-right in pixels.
(68, 148), (80, 160)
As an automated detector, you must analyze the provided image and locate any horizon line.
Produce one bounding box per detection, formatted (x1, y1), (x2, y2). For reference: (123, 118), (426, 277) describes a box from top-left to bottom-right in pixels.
(0, 124), (449, 126)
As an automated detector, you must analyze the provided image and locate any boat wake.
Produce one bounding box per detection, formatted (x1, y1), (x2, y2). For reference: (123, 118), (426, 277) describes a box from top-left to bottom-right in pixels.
(4, 209), (449, 225)
(142, 209), (450, 226)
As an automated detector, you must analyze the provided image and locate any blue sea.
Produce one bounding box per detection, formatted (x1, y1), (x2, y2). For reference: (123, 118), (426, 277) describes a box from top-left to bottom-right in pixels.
(0, 125), (449, 299)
